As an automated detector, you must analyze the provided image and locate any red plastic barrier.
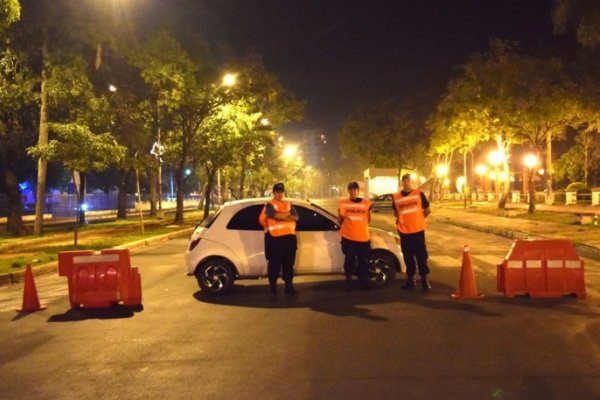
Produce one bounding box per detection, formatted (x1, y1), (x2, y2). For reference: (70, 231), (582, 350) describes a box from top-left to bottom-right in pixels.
(497, 239), (585, 298)
(58, 249), (142, 308)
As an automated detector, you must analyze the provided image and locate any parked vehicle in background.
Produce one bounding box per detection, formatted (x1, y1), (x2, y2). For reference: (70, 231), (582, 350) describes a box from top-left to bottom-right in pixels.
(185, 198), (403, 294)
(370, 193), (393, 213)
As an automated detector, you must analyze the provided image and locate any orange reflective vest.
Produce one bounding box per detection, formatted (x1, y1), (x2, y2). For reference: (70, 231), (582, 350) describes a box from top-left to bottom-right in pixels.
(393, 189), (426, 234)
(338, 197), (371, 242)
(259, 199), (297, 237)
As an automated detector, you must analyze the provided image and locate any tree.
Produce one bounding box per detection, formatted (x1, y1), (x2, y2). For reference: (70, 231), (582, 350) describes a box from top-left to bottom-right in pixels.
(339, 100), (427, 175)
(429, 39), (583, 209)
(27, 123), (125, 244)
(0, 0), (19, 38)
(224, 53), (304, 198)
(553, 0), (600, 48)
(129, 30), (213, 223)
(0, 47), (37, 234)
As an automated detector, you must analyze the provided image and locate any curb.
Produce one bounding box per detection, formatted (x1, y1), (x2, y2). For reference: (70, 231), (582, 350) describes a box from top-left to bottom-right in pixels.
(435, 215), (600, 261)
(0, 227), (194, 286)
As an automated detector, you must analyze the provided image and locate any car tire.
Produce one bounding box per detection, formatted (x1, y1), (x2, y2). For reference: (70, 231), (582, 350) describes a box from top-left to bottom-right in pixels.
(369, 251), (397, 287)
(196, 260), (235, 295)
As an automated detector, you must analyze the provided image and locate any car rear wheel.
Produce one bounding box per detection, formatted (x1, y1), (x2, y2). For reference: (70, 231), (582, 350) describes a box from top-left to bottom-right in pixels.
(369, 251), (397, 287)
(196, 260), (235, 295)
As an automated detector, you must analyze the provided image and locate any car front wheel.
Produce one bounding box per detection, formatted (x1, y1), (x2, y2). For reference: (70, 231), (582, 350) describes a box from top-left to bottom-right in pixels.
(196, 260), (235, 295)
(369, 251), (397, 287)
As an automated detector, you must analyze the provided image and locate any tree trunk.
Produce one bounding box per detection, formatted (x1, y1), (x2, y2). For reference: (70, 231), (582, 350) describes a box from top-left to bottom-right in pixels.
(203, 168), (216, 220)
(528, 172), (536, 214)
(34, 38), (49, 236)
(545, 131), (554, 205)
(174, 166), (185, 225)
(239, 158), (247, 200)
(117, 168), (129, 219)
(463, 152), (467, 209)
(78, 172), (86, 225)
(5, 169), (24, 235)
(4, 117), (24, 234)
(583, 141), (589, 187)
(149, 166), (157, 216)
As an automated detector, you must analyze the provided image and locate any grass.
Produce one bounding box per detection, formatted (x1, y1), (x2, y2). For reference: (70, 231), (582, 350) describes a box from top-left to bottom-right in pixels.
(0, 209), (206, 275)
(467, 207), (578, 225)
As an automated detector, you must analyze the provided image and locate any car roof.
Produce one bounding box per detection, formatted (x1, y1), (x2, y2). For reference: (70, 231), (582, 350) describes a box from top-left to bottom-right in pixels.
(222, 197), (313, 208)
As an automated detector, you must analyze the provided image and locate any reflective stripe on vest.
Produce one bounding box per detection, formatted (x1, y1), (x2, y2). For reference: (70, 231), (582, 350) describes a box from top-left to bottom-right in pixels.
(393, 190), (425, 234)
(260, 199), (296, 237)
(339, 198), (371, 242)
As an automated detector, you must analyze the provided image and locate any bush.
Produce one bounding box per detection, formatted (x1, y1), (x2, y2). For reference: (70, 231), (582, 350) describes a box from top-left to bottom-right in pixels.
(566, 182), (590, 193)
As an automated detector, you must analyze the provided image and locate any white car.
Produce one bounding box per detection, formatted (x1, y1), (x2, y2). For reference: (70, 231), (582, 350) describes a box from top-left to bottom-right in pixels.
(185, 198), (403, 295)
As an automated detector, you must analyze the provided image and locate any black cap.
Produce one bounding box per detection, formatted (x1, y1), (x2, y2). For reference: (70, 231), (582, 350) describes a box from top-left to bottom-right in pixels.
(347, 181), (359, 190)
(272, 182), (285, 192)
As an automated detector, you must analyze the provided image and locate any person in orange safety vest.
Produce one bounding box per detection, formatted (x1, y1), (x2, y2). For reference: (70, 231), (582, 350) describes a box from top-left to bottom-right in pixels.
(338, 181), (373, 290)
(259, 182), (299, 298)
(392, 174), (432, 290)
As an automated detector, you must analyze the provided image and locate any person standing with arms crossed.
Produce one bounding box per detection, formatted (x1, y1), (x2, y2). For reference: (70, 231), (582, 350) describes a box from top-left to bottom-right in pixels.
(393, 174), (432, 291)
(338, 181), (373, 290)
(259, 182), (299, 298)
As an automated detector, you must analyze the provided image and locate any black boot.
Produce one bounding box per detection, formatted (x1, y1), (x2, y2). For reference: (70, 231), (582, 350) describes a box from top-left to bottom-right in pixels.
(421, 276), (431, 291)
(361, 278), (373, 291)
(285, 282), (298, 295)
(269, 282), (277, 298)
(345, 275), (352, 287)
(401, 276), (416, 290)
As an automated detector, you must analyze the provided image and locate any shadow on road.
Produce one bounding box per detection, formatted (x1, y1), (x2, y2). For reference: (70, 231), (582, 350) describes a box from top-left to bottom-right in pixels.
(192, 279), (520, 318)
(45, 304), (144, 322)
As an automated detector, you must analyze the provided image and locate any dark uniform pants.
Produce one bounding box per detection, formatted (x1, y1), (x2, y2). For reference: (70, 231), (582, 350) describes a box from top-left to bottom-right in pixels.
(341, 237), (371, 280)
(399, 230), (429, 277)
(265, 233), (297, 284)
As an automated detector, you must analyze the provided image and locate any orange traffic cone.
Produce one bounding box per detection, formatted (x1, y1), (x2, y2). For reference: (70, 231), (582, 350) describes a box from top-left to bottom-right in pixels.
(452, 245), (484, 299)
(16, 264), (47, 312)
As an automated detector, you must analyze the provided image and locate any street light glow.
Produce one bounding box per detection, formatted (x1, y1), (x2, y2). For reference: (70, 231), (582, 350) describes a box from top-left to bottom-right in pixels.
(475, 164), (488, 176)
(436, 164), (448, 177)
(523, 154), (538, 169)
(283, 144), (298, 159)
(487, 149), (505, 166)
(222, 73), (237, 87)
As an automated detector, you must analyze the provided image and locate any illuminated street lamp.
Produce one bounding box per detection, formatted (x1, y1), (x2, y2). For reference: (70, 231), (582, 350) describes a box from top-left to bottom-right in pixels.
(523, 153), (539, 213)
(222, 73), (237, 87)
(436, 164), (448, 178)
(283, 144), (299, 160)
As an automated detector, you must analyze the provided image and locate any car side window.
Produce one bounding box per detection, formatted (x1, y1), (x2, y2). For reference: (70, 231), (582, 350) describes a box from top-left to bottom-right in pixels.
(295, 205), (339, 231)
(226, 204), (264, 231)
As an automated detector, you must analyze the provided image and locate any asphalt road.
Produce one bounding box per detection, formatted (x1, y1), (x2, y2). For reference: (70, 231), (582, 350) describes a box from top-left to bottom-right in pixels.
(0, 214), (599, 399)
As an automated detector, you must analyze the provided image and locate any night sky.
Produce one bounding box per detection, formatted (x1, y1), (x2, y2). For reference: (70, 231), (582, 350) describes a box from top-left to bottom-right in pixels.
(151, 0), (565, 134)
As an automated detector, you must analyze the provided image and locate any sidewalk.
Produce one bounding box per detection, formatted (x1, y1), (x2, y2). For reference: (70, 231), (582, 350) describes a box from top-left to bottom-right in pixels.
(0, 227), (194, 286)
(431, 201), (600, 261)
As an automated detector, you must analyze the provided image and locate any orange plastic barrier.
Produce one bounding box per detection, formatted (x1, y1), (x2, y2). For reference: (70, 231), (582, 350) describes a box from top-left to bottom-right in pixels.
(58, 249), (142, 308)
(497, 239), (586, 298)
